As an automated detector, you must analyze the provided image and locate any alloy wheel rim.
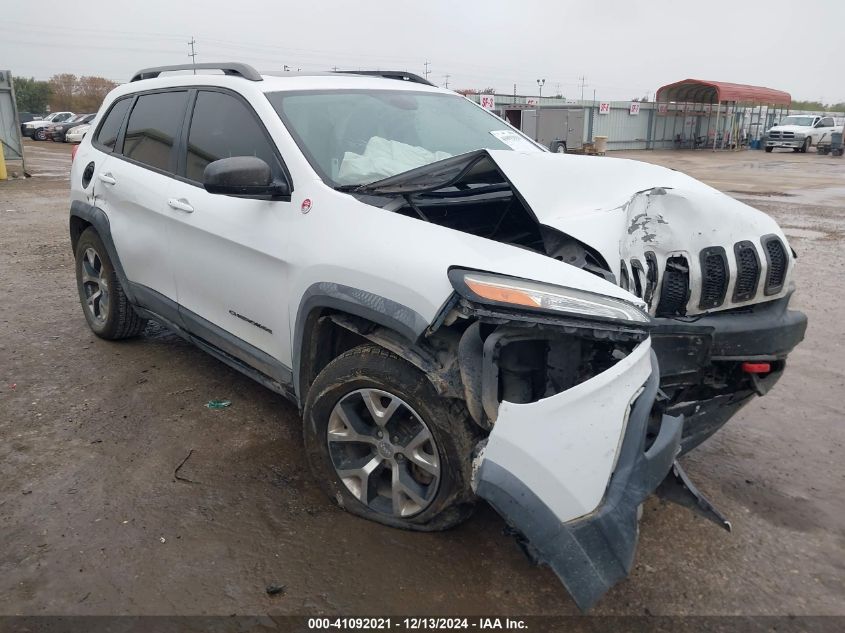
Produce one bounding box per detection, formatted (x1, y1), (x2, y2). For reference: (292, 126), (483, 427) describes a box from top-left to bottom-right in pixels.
(80, 247), (110, 325)
(327, 388), (441, 518)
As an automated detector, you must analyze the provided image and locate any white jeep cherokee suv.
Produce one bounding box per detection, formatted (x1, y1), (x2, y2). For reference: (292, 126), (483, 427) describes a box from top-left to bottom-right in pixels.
(69, 63), (806, 610)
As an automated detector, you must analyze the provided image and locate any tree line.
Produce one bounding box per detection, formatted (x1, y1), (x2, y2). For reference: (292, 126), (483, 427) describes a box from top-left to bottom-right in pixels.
(14, 74), (118, 114)
(789, 100), (845, 113)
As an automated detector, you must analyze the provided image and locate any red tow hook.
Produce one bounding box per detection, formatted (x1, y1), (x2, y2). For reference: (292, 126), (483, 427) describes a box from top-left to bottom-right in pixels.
(741, 362), (771, 374)
(743, 361), (773, 396)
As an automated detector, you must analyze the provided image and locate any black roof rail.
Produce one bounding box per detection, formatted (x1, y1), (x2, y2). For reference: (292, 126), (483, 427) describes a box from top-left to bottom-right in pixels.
(334, 70), (435, 87)
(130, 62), (262, 83)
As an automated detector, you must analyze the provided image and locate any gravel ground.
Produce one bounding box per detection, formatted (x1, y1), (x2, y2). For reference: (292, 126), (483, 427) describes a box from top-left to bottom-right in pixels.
(0, 141), (843, 617)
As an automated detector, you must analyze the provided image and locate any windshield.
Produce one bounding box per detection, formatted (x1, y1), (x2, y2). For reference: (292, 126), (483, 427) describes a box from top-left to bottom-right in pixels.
(267, 90), (540, 187)
(778, 116), (815, 127)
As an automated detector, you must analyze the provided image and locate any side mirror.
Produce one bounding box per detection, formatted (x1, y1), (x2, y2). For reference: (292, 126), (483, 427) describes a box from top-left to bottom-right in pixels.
(203, 156), (290, 198)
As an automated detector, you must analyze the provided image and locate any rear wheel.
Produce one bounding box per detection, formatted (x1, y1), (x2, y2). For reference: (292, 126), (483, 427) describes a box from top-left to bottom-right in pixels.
(303, 344), (478, 531)
(74, 228), (147, 339)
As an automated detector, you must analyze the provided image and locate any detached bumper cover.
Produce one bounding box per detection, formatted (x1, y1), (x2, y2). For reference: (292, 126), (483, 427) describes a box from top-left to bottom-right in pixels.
(475, 346), (682, 611)
(651, 294), (807, 452)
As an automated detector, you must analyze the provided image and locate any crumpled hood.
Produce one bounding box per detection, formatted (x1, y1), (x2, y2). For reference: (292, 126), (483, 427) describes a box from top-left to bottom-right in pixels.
(486, 150), (793, 315)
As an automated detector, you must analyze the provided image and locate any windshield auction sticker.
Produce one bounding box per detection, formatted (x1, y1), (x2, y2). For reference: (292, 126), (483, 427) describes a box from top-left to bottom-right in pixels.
(489, 130), (539, 151)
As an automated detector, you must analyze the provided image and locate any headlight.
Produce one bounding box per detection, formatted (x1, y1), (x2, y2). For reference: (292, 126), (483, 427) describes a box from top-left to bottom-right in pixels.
(449, 269), (650, 323)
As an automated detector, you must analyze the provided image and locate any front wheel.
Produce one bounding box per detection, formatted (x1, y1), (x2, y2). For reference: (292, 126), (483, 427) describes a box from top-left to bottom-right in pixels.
(800, 137), (811, 153)
(35, 129), (46, 141)
(764, 146), (773, 153)
(303, 345), (478, 531)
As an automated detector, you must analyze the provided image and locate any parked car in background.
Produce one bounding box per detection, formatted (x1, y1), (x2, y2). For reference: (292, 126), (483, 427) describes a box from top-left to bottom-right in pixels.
(765, 115), (842, 152)
(66, 123), (91, 144)
(49, 113), (96, 142)
(17, 112), (41, 134)
(22, 111), (75, 140)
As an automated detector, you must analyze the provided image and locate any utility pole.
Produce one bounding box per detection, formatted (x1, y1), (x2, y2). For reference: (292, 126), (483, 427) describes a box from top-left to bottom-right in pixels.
(578, 75), (587, 103)
(188, 37), (198, 74)
(443, 74), (450, 89)
(424, 61), (431, 81)
(535, 79), (545, 142)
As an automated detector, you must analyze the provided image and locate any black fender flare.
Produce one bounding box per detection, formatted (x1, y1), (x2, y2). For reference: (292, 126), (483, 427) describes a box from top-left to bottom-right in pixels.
(69, 200), (136, 304)
(292, 282), (432, 401)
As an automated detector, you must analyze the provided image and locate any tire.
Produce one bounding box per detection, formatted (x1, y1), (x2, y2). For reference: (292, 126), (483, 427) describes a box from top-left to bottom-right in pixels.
(74, 227), (148, 339)
(303, 344), (479, 531)
(35, 128), (46, 141)
(764, 146), (773, 153)
(800, 137), (811, 153)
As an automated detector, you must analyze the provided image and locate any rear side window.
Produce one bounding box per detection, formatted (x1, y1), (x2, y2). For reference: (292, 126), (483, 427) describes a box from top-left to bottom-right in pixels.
(185, 90), (281, 182)
(94, 98), (131, 152)
(123, 91), (188, 172)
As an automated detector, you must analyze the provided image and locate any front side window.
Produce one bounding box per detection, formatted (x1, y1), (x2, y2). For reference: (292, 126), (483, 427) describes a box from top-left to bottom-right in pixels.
(94, 98), (132, 152)
(123, 91), (188, 172)
(267, 90), (539, 187)
(185, 90), (282, 183)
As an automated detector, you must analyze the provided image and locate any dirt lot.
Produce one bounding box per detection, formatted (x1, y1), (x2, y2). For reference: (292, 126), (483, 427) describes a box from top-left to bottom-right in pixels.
(1, 140), (843, 617)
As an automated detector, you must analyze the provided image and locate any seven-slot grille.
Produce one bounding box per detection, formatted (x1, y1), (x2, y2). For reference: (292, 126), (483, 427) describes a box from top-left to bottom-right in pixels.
(627, 236), (788, 315)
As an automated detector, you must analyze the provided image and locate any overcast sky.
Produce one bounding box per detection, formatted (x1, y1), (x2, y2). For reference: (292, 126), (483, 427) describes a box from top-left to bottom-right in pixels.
(2, 0), (843, 103)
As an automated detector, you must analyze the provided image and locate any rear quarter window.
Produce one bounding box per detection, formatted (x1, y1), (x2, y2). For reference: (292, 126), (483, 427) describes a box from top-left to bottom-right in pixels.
(94, 97), (132, 152)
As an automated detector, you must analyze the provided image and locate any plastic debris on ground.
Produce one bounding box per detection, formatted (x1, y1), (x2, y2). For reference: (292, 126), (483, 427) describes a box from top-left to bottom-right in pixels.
(206, 399), (232, 410)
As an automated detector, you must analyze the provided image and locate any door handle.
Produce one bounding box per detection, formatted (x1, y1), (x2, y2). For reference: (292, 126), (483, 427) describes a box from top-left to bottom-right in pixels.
(167, 198), (194, 213)
(98, 172), (116, 185)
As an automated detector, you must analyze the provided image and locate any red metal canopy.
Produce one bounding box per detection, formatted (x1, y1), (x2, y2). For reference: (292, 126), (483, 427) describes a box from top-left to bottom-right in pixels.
(656, 79), (791, 106)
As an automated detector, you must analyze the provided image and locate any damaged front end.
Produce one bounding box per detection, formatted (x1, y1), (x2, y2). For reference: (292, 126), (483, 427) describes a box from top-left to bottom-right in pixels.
(439, 275), (691, 611)
(338, 148), (804, 608)
(349, 149), (806, 454)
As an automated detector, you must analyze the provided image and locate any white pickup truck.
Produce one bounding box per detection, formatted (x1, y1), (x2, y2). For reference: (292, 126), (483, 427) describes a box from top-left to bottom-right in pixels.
(765, 114), (842, 152)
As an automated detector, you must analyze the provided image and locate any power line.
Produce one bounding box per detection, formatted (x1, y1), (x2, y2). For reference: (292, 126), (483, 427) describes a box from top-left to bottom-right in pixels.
(578, 75), (587, 102)
(424, 60), (431, 81)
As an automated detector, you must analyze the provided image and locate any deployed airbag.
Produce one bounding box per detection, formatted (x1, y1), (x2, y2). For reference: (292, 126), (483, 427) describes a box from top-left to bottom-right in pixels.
(337, 137), (452, 185)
